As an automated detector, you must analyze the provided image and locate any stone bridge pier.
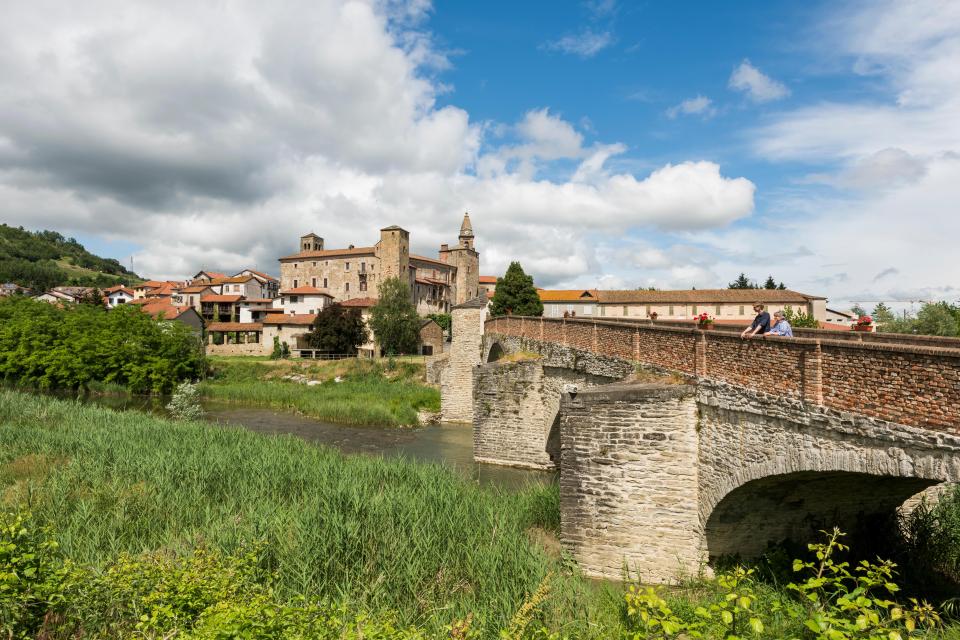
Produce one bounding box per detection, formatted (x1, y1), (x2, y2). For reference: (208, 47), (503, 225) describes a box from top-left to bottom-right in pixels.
(560, 381), (960, 582)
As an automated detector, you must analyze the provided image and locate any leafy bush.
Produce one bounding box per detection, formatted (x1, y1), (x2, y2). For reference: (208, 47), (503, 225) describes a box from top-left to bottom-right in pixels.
(167, 381), (204, 420)
(623, 529), (942, 639)
(0, 296), (206, 393)
(0, 511), (74, 639)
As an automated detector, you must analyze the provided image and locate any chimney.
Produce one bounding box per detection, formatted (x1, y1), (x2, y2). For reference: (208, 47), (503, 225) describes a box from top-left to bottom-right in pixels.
(440, 243), (449, 252)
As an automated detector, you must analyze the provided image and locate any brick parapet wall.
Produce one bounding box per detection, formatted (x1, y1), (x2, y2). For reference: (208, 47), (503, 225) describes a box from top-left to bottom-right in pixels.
(624, 317), (960, 350)
(486, 316), (960, 431)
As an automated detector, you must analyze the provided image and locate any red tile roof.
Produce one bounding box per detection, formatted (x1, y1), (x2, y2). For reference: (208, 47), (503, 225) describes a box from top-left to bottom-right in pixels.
(262, 314), (318, 326)
(237, 269), (278, 282)
(207, 321), (263, 332)
(194, 271), (227, 280)
(279, 246), (376, 261)
(479, 275), (498, 284)
(410, 254), (455, 269)
(340, 297), (377, 308)
(200, 294), (243, 303)
(240, 298), (276, 304)
(538, 289), (599, 302)
(104, 285), (134, 295)
(178, 285), (213, 293)
(280, 286), (333, 295)
(137, 301), (192, 320)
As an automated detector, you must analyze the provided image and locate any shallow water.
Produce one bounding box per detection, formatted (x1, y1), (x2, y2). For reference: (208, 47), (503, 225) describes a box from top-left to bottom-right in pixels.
(53, 391), (555, 490)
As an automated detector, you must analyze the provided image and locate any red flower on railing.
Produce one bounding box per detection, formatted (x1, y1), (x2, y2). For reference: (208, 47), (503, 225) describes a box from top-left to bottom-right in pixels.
(696, 312), (715, 327)
(856, 315), (873, 326)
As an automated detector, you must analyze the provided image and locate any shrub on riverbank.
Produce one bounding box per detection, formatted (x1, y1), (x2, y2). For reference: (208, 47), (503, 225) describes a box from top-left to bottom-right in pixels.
(199, 357), (439, 426)
(0, 296), (205, 393)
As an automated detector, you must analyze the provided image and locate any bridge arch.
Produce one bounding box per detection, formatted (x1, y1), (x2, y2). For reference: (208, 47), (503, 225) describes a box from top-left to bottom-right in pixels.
(703, 470), (938, 560)
(487, 341), (505, 362)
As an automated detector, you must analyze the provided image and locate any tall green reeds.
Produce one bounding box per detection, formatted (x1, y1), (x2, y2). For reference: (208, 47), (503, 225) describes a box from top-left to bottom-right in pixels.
(0, 391), (579, 635)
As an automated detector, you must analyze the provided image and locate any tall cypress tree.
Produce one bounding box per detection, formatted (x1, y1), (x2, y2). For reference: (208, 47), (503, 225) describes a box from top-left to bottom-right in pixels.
(489, 262), (543, 317)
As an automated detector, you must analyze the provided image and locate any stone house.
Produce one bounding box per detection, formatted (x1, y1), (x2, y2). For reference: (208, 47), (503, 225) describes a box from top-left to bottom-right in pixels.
(419, 318), (444, 356)
(200, 294), (243, 323)
(478, 275), (497, 301)
(0, 282), (32, 297)
(276, 286), (334, 315)
(104, 285), (135, 308)
(277, 214), (480, 313)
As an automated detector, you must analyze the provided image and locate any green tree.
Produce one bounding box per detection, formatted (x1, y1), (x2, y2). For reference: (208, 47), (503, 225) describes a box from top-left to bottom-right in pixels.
(872, 302), (895, 324)
(783, 306), (820, 328)
(489, 262), (543, 317)
(305, 303), (369, 354)
(369, 277), (420, 355)
(427, 313), (451, 334)
(75, 287), (106, 307)
(850, 303), (867, 318)
(728, 273), (757, 289)
(763, 275), (777, 289)
(913, 302), (960, 337)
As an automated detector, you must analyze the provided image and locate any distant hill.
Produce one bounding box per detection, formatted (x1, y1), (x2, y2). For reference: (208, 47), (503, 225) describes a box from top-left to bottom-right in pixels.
(0, 224), (144, 292)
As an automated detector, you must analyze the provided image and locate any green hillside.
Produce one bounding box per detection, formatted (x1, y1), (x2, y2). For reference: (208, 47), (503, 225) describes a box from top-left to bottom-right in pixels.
(0, 224), (144, 292)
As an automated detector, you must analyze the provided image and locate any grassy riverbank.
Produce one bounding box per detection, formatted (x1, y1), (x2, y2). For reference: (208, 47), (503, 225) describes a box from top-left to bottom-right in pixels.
(198, 357), (440, 426)
(2, 391), (959, 638)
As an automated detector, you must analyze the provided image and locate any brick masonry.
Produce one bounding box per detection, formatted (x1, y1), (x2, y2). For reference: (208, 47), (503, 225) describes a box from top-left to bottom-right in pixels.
(486, 316), (960, 432)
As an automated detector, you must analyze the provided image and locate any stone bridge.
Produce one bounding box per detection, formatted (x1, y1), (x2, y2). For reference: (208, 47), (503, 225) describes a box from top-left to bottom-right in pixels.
(439, 304), (960, 582)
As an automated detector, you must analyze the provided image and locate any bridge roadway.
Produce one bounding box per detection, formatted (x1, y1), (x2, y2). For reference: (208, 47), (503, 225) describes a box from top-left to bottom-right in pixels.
(439, 304), (960, 582)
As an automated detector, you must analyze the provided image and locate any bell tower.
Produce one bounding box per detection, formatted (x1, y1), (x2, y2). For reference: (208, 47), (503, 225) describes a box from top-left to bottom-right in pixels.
(448, 212), (479, 305)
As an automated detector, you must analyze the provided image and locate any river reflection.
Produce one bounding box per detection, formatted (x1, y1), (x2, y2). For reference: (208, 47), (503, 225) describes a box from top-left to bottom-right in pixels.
(62, 392), (555, 490)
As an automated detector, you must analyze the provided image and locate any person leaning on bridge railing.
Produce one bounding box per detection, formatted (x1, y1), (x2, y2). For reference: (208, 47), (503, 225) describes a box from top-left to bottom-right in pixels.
(764, 310), (794, 337)
(740, 302), (771, 338)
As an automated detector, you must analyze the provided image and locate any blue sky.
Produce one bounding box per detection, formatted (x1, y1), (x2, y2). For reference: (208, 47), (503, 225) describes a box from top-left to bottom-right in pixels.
(2, 0), (958, 310)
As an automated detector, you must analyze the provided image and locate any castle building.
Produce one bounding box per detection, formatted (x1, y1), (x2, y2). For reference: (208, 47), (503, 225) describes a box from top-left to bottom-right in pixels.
(278, 213), (480, 315)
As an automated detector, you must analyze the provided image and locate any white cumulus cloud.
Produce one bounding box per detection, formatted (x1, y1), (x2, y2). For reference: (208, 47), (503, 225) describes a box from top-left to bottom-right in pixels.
(729, 59), (790, 102)
(666, 95), (716, 119)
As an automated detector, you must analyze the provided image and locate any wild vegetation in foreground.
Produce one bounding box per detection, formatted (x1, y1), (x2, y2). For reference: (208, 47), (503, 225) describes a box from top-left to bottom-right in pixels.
(198, 357), (440, 426)
(3, 391), (960, 638)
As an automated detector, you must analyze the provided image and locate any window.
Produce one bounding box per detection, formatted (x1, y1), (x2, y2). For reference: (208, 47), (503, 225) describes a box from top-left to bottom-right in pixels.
(294, 263), (298, 269)
(600, 306), (606, 317)
(323, 278), (328, 288)
(692, 305), (698, 315)
(293, 279), (298, 288)
(669, 305), (674, 315)
(715, 304), (721, 315)
(584, 305), (593, 315)
(345, 262), (350, 271)
(739, 305), (745, 315)
(345, 283), (350, 293)
(622, 305), (628, 316)
(311, 278), (317, 287)
(360, 262), (366, 273)
(359, 274), (368, 292)
(312, 262), (317, 267)
(290, 295), (298, 303)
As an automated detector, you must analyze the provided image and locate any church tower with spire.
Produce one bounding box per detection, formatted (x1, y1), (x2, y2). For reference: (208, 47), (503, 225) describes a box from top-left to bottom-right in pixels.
(439, 212), (480, 305)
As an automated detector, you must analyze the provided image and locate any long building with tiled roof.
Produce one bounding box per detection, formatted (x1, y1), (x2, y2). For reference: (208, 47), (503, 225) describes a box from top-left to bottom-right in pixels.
(277, 214), (480, 315)
(537, 287), (827, 323)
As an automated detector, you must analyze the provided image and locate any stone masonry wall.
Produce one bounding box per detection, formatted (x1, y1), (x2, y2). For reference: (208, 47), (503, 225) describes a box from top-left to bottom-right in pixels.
(205, 342), (270, 356)
(559, 383), (702, 583)
(473, 359), (619, 469)
(487, 316), (960, 432)
(441, 302), (484, 423)
(696, 380), (960, 559)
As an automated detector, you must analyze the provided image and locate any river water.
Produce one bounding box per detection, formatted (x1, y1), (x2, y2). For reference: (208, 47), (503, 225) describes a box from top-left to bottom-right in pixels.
(62, 392), (554, 490)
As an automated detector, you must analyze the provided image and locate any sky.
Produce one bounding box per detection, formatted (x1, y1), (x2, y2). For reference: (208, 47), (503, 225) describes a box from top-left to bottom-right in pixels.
(1, 0), (958, 310)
